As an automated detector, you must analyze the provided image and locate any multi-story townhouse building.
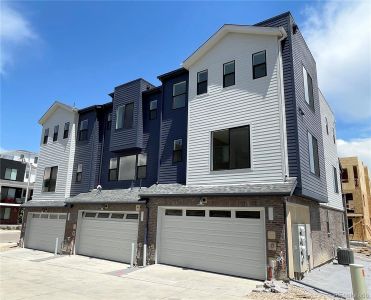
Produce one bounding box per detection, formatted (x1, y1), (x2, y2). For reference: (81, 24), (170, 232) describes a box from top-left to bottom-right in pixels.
(0, 150), (38, 224)
(340, 156), (371, 241)
(21, 12), (346, 280)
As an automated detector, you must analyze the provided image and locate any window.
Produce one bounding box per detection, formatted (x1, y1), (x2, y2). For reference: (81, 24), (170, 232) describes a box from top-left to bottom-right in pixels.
(209, 210), (231, 218)
(149, 100), (158, 120)
(111, 213), (125, 219)
(303, 66), (314, 110)
(345, 193), (353, 201)
(5, 188), (16, 199)
(84, 212), (96, 218)
(107, 113), (112, 130)
(186, 210), (205, 217)
(118, 155), (136, 180)
(342, 168), (349, 182)
(333, 166), (339, 193)
(172, 81), (187, 109)
(212, 125), (250, 171)
(63, 122), (70, 139)
(108, 158), (118, 181)
(332, 127), (336, 144)
(173, 139), (183, 163)
(353, 166), (358, 179)
(76, 163), (82, 183)
(126, 214), (139, 220)
(325, 117), (329, 135)
(4, 168), (17, 181)
(197, 70), (208, 95)
(43, 128), (49, 144)
(326, 211), (330, 234)
(116, 103), (134, 129)
(25, 171), (29, 179)
(252, 50), (267, 79)
(0, 208), (11, 220)
(53, 125), (59, 142)
(223, 61), (235, 88)
(137, 154), (147, 179)
(78, 119), (88, 141)
(348, 218), (354, 235)
(308, 132), (320, 176)
(34, 156), (38, 164)
(97, 213), (109, 218)
(236, 211), (260, 219)
(165, 209), (182, 216)
(42, 166), (58, 192)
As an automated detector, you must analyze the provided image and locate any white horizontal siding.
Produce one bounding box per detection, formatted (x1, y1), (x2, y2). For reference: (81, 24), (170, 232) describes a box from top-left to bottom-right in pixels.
(319, 92), (343, 210)
(33, 107), (77, 202)
(187, 33), (286, 185)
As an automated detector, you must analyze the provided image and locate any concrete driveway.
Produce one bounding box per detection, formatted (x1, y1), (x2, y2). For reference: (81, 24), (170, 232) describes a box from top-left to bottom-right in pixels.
(0, 248), (259, 300)
(0, 230), (20, 252)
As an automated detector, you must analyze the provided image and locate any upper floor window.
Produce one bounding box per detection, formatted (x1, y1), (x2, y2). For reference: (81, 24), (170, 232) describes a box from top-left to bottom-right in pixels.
(353, 166), (358, 179)
(78, 119), (89, 141)
(106, 113), (112, 130)
(76, 163), (82, 183)
(108, 157), (118, 181)
(173, 81), (187, 109)
(223, 61), (235, 88)
(116, 103), (134, 129)
(332, 127), (336, 144)
(25, 170), (29, 179)
(308, 132), (320, 176)
(173, 139), (183, 163)
(43, 128), (49, 144)
(197, 70), (208, 95)
(341, 168), (349, 182)
(325, 117), (329, 135)
(34, 156), (38, 164)
(63, 122), (70, 139)
(4, 168), (17, 181)
(149, 100), (158, 120)
(118, 155), (136, 180)
(333, 166), (339, 193)
(53, 125), (59, 142)
(212, 125), (250, 171)
(42, 166), (58, 192)
(303, 66), (314, 110)
(252, 50), (267, 79)
(137, 154), (147, 179)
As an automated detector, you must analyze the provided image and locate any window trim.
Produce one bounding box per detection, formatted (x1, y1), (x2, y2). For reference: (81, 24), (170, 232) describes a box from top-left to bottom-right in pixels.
(63, 122), (70, 139)
(307, 131), (320, 177)
(149, 100), (158, 120)
(53, 125), (59, 142)
(302, 65), (315, 111)
(106, 113), (112, 130)
(43, 128), (49, 144)
(42, 166), (58, 193)
(333, 166), (339, 193)
(78, 119), (89, 141)
(116, 103), (134, 130)
(108, 157), (118, 181)
(75, 163), (82, 183)
(197, 69), (208, 95)
(252, 50), (267, 80)
(172, 139), (183, 163)
(137, 154), (147, 180)
(172, 81), (187, 109)
(223, 60), (235, 88)
(4, 168), (17, 181)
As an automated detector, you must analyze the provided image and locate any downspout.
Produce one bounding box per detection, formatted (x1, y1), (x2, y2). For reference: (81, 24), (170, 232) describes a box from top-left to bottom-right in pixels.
(283, 196), (290, 279)
(339, 159), (350, 248)
(98, 109), (105, 185)
(156, 84), (165, 183)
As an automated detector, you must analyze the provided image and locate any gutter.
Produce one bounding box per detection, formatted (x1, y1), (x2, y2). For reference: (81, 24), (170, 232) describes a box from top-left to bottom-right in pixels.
(64, 200), (146, 205)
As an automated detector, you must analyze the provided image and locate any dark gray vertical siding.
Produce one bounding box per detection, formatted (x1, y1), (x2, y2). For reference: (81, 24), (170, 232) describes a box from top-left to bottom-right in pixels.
(158, 72), (188, 184)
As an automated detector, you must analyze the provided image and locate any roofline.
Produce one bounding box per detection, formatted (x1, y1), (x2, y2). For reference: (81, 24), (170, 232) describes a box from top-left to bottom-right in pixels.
(157, 68), (188, 82)
(38, 101), (77, 125)
(138, 191), (292, 197)
(114, 78), (154, 91)
(254, 11), (292, 26)
(182, 25), (287, 69)
(142, 86), (162, 96)
(65, 200), (146, 204)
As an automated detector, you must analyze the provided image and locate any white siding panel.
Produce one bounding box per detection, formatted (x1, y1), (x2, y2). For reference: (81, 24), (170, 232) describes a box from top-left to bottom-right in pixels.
(187, 33), (286, 185)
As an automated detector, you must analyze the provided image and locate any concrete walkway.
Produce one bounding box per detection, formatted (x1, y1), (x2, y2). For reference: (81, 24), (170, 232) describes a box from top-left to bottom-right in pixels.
(0, 248), (259, 300)
(301, 254), (371, 299)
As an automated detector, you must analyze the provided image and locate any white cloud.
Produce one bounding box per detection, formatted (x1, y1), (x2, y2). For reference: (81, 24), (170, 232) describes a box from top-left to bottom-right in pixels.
(337, 138), (371, 169)
(0, 2), (37, 74)
(301, 1), (371, 121)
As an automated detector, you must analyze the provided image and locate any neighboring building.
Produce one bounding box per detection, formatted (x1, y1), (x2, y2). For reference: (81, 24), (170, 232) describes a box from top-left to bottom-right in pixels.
(21, 12), (346, 281)
(340, 157), (371, 241)
(0, 150), (38, 224)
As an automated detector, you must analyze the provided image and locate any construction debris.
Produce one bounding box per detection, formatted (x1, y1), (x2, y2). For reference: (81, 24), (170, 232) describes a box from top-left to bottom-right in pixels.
(252, 281), (289, 294)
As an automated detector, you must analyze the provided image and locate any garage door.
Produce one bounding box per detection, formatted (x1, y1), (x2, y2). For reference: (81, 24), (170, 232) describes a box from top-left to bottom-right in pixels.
(157, 207), (266, 280)
(76, 211), (139, 263)
(25, 212), (67, 252)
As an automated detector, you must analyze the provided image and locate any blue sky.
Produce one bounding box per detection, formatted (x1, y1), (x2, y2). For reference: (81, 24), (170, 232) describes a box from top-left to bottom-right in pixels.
(1, 1), (370, 164)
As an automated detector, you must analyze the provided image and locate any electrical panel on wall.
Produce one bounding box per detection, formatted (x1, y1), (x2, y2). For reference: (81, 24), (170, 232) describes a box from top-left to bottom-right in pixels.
(292, 224), (309, 275)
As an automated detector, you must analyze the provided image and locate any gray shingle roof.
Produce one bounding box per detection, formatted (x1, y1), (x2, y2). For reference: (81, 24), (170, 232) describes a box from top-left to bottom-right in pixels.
(21, 200), (66, 208)
(139, 178), (297, 197)
(65, 188), (146, 204)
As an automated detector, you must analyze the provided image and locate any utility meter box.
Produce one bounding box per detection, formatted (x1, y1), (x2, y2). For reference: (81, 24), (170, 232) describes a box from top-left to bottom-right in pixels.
(292, 224), (309, 274)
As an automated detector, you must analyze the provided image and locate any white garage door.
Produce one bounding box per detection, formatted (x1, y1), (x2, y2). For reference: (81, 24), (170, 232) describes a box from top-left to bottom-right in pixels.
(25, 212), (67, 252)
(76, 211), (139, 263)
(157, 207), (266, 280)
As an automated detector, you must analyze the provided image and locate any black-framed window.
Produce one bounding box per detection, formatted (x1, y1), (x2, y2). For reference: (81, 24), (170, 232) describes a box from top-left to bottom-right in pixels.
(137, 154), (147, 179)
(53, 125), (59, 142)
(118, 155), (136, 180)
(108, 157), (118, 181)
(236, 211), (260, 219)
(325, 117), (329, 135)
(209, 210), (231, 218)
(4, 168), (17, 181)
(78, 119), (88, 141)
(353, 166), (358, 179)
(186, 210), (205, 217)
(333, 166), (339, 193)
(197, 70), (208, 95)
(172, 81), (187, 109)
(223, 61), (235, 88)
(149, 100), (158, 120)
(173, 139), (183, 163)
(63, 122), (70, 139)
(76, 163), (82, 183)
(42, 166), (58, 192)
(43, 128), (49, 144)
(34, 156), (38, 164)
(165, 209), (182, 216)
(308, 132), (320, 176)
(303, 66), (314, 110)
(332, 127), (336, 144)
(342, 168), (349, 182)
(212, 125), (250, 171)
(326, 210), (330, 234)
(106, 113), (112, 130)
(116, 103), (134, 129)
(252, 50), (267, 79)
